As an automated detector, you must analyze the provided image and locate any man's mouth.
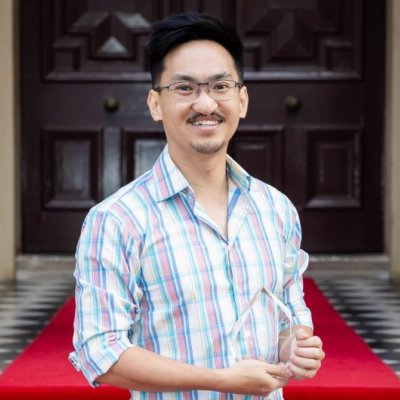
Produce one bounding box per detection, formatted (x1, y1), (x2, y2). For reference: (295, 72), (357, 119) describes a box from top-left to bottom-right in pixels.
(187, 113), (224, 126)
(191, 120), (221, 126)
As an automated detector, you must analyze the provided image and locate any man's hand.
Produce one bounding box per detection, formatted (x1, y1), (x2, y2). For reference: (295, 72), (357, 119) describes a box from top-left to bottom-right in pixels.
(286, 329), (325, 380)
(220, 359), (289, 397)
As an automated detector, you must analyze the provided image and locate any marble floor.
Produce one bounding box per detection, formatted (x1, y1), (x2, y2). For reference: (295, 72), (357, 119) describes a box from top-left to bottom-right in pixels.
(0, 257), (75, 372)
(0, 257), (399, 377)
(314, 274), (400, 377)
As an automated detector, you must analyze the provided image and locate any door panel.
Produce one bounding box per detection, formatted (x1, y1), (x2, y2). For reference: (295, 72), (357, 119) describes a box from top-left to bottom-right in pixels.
(21, 0), (385, 253)
(230, 127), (284, 189)
(236, 0), (362, 79)
(42, 129), (102, 210)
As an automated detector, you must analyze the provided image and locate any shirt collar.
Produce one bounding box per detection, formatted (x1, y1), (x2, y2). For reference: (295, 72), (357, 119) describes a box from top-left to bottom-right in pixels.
(152, 146), (191, 202)
(152, 146), (252, 202)
(226, 154), (252, 193)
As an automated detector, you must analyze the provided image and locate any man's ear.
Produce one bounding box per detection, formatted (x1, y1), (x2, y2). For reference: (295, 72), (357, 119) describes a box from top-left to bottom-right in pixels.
(239, 86), (249, 119)
(147, 90), (163, 121)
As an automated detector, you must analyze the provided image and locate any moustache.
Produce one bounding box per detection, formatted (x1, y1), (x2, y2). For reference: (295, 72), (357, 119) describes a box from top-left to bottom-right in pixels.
(187, 112), (225, 124)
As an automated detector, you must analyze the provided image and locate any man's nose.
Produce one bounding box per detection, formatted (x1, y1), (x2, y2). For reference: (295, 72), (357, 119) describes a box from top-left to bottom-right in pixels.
(192, 84), (219, 114)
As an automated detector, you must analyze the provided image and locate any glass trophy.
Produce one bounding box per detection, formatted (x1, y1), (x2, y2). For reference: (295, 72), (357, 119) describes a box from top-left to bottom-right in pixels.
(228, 286), (295, 364)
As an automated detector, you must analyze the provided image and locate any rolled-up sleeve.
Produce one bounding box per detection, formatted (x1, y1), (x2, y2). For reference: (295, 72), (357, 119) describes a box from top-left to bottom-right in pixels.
(69, 210), (142, 386)
(281, 201), (313, 331)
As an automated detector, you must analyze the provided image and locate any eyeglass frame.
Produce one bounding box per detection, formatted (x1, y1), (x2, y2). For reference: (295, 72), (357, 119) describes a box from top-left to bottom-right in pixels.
(153, 79), (244, 103)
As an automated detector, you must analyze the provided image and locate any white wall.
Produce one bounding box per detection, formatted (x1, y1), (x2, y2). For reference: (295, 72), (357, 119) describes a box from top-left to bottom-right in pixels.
(386, 0), (400, 282)
(0, 0), (17, 282)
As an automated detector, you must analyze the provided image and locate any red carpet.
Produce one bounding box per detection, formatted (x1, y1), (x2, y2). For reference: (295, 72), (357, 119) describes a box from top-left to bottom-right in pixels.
(285, 279), (400, 399)
(0, 279), (399, 399)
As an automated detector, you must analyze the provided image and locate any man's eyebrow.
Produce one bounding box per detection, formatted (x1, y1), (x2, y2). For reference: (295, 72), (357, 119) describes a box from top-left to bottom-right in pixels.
(170, 72), (234, 82)
(209, 72), (234, 81)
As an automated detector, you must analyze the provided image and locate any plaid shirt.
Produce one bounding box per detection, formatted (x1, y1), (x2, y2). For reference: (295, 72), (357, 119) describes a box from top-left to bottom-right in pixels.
(69, 146), (312, 400)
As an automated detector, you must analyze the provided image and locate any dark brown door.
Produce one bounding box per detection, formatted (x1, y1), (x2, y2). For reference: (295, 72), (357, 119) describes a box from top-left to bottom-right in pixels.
(21, 0), (385, 253)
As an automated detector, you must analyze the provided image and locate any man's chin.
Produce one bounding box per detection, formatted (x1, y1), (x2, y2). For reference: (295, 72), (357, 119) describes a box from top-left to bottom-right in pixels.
(189, 141), (226, 155)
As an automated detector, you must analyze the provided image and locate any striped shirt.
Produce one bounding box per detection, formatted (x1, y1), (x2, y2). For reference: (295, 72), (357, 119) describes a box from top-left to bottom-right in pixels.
(69, 146), (313, 400)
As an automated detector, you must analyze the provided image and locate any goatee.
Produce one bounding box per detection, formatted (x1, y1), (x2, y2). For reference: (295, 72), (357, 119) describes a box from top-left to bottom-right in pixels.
(189, 140), (226, 154)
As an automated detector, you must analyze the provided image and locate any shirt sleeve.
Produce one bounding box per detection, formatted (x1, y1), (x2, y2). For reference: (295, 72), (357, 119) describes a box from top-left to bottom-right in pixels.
(68, 210), (142, 386)
(280, 200), (313, 332)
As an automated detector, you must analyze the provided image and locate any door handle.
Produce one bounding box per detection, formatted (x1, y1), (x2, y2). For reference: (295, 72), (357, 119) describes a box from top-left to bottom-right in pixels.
(284, 95), (301, 112)
(104, 97), (120, 112)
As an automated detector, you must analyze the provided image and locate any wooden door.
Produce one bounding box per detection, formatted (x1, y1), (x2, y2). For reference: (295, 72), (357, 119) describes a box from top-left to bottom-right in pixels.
(21, 0), (385, 253)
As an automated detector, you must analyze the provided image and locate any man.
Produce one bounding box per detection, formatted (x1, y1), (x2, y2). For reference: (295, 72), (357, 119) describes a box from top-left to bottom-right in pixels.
(69, 12), (324, 399)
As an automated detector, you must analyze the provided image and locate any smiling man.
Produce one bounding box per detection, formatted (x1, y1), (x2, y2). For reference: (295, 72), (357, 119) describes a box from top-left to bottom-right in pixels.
(70, 13), (324, 400)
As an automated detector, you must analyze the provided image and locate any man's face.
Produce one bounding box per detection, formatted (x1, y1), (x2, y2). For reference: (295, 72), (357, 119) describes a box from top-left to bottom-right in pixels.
(147, 40), (248, 161)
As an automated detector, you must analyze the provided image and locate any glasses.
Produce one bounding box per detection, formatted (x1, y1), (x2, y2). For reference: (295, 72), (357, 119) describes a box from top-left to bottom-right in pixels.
(228, 286), (295, 363)
(154, 80), (243, 103)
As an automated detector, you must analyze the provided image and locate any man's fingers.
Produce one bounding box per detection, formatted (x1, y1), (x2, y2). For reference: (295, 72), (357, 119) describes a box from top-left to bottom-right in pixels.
(296, 335), (323, 349)
(295, 328), (310, 340)
(265, 363), (291, 379)
(287, 362), (318, 379)
(290, 354), (322, 370)
(294, 346), (325, 361)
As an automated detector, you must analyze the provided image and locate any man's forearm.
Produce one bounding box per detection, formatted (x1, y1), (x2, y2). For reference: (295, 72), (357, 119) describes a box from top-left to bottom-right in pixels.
(96, 346), (290, 396)
(96, 346), (224, 392)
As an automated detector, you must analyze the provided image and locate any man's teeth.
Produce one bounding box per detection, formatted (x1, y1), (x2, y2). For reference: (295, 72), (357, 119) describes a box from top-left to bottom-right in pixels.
(191, 120), (220, 126)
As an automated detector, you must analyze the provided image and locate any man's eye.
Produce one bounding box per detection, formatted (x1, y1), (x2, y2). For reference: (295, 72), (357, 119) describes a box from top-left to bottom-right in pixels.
(174, 84), (195, 92)
(212, 81), (230, 91)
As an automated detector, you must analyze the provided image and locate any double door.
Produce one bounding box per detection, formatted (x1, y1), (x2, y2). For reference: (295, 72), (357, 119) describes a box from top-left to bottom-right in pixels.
(21, 0), (385, 253)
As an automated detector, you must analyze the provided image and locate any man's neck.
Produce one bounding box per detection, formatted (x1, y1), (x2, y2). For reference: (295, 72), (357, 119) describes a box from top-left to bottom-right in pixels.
(169, 148), (229, 237)
(169, 148), (228, 193)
